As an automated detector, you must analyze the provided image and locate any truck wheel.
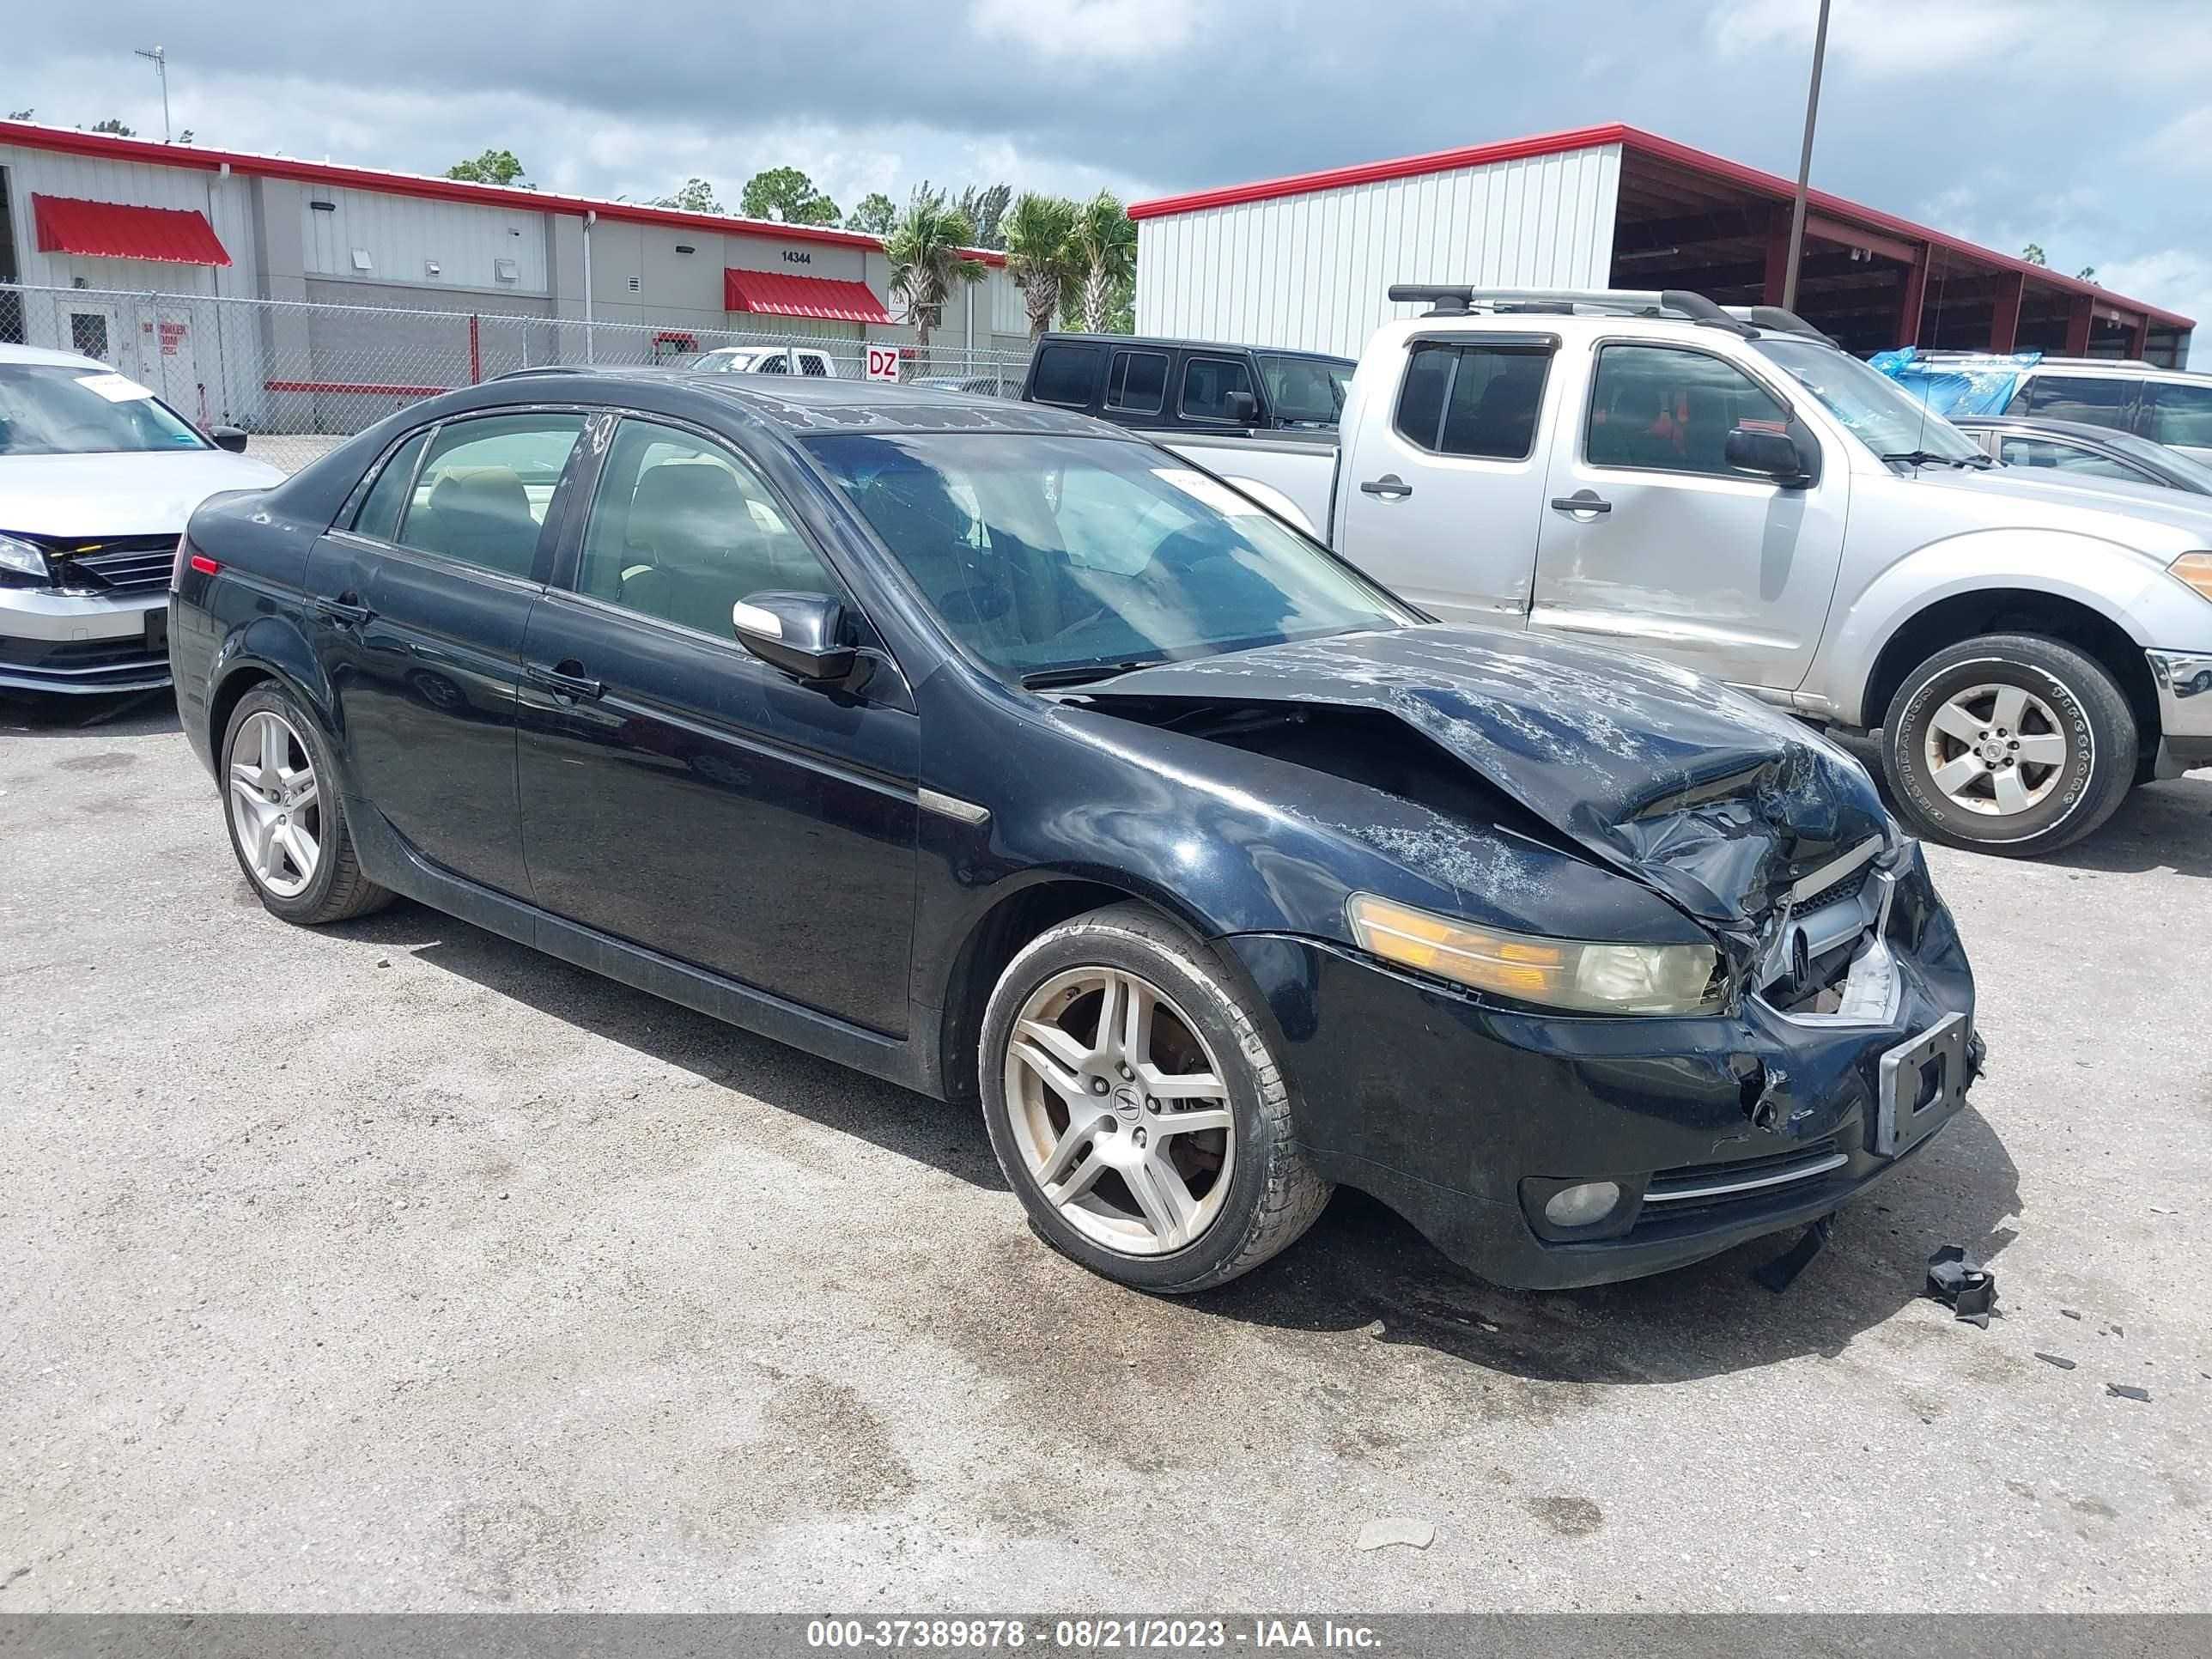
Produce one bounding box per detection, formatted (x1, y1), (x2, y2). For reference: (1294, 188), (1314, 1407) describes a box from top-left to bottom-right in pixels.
(1881, 634), (2136, 857)
(979, 902), (1332, 1295)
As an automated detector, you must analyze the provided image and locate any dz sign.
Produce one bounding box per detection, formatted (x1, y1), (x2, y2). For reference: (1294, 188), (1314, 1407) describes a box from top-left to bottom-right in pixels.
(864, 343), (902, 382)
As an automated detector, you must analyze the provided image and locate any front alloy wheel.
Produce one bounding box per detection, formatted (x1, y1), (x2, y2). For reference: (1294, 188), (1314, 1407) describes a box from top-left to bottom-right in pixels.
(980, 902), (1331, 1294)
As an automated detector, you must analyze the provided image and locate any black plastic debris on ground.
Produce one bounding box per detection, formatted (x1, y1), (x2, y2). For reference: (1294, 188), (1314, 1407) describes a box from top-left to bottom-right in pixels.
(2106, 1382), (2152, 1403)
(2034, 1352), (2077, 1370)
(1923, 1245), (1996, 1327)
(1754, 1215), (1832, 1293)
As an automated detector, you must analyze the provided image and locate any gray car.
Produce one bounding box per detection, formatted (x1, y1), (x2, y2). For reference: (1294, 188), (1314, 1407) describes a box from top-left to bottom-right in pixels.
(1952, 414), (2212, 495)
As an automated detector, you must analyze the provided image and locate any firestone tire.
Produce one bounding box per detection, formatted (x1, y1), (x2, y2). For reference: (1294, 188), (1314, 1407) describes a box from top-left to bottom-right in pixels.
(979, 902), (1332, 1295)
(1880, 633), (2136, 858)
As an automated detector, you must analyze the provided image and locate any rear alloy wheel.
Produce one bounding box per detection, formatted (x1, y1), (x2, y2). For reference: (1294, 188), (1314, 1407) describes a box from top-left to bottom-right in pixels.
(1881, 633), (2136, 856)
(222, 684), (392, 924)
(980, 902), (1330, 1293)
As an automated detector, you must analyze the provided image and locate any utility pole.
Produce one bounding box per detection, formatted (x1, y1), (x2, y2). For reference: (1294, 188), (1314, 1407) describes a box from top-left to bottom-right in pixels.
(1781, 0), (1831, 311)
(133, 46), (170, 143)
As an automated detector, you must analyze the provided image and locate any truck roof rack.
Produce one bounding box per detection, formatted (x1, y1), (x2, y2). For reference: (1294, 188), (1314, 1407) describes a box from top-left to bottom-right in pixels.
(1387, 285), (1835, 346)
(1913, 349), (2161, 370)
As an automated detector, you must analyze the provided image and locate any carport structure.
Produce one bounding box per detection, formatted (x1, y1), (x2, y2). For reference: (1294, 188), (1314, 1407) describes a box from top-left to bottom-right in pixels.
(1607, 129), (2191, 365)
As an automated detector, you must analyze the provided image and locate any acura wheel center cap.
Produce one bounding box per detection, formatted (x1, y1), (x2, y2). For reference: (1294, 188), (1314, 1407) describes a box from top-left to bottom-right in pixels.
(1111, 1084), (1143, 1121)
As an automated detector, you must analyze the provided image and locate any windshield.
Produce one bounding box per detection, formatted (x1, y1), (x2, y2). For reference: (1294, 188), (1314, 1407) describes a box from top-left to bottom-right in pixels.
(0, 364), (210, 457)
(1751, 337), (1984, 465)
(805, 432), (1417, 682)
(1257, 354), (1355, 426)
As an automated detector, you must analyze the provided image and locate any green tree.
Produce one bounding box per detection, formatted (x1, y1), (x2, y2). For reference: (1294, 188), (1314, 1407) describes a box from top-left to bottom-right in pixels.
(1001, 192), (1079, 342)
(884, 186), (986, 356)
(7, 109), (34, 121)
(651, 177), (723, 214)
(844, 192), (896, 235)
(177, 128), (195, 145)
(2075, 265), (2098, 284)
(740, 167), (841, 227)
(89, 117), (136, 137)
(2021, 242), (2047, 266)
(1068, 191), (1138, 333)
(956, 183), (1012, 249)
(446, 148), (526, 185)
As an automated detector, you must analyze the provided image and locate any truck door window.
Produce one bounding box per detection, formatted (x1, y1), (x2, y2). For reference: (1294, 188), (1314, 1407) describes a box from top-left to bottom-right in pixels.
(1180, 356), (1257, 422)
(1106, 349), (1169, 416)
(1586, 345), (1790, 478)
(2022, 374), (2136, 432)
(1393, 343), (1548, 459)
(2142, 380), (2212, 448)
(1031, 344), (1103, 408)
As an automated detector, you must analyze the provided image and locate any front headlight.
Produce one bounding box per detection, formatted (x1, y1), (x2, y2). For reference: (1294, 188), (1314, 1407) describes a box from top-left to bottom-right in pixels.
(0, 532), (52, 584)
(1346, 893), (1724, 1016)
(2170, 551), (2212, 603)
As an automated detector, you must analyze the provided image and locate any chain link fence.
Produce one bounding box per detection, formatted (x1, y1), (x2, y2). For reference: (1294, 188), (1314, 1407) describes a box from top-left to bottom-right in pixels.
(1, 282), (1034, 456)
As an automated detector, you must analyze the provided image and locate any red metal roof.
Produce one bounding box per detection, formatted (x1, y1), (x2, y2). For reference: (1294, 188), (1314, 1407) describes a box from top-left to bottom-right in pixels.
(0, 120), (1006, 267)
(723, 269), (894, 325)
(1128, 123), (2192, 331)
(31, 193), (232, 265)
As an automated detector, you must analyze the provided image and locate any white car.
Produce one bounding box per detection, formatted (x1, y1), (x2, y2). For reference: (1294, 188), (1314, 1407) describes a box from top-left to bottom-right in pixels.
(0, 343), (285, 696)
(690, 345), (842, 379)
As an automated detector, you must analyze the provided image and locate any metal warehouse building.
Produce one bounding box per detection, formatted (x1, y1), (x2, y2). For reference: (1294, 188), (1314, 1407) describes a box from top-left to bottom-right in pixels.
(0, 118), (1029, 434)
(1131, 123), (2193, 367)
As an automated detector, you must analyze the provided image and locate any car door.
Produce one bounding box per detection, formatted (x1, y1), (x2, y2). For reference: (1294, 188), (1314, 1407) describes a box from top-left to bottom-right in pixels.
(1529, 339), (1847, 691)
(513, 413), (920, 1036)
(1333, 334), (1556, 624)
(302, 409), (587, 897)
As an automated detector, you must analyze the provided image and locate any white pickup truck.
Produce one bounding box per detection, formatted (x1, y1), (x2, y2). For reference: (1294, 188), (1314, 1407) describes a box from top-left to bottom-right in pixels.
(1165, 287), (2212, 856)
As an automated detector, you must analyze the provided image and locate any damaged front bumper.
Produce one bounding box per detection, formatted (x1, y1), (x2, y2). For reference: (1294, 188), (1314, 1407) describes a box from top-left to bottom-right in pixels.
(1228, 841), (1980, 1290)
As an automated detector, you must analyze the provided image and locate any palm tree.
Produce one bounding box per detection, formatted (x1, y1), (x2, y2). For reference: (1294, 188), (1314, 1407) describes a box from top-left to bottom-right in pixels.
(884, 187), (986, 368)
(1002, 193), (1079, 343)
(1069, 191), (1138, 333)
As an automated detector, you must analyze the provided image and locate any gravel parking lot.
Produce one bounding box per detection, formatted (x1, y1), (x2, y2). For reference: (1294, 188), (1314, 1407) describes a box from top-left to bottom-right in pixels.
(3, 691), (2208, 1613)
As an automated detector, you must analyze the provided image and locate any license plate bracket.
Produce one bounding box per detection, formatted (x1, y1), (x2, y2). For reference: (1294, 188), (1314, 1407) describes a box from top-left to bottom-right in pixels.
(1875, 1011), (1970, 1156)
(144, 608), (170, 658)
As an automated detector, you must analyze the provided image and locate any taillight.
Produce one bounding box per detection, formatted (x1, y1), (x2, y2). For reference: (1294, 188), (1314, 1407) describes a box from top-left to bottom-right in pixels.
(188, 555), (221, 576)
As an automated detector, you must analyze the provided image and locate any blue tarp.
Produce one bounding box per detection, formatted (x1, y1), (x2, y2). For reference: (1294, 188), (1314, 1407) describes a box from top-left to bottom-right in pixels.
(1870, 346), (2041, 416)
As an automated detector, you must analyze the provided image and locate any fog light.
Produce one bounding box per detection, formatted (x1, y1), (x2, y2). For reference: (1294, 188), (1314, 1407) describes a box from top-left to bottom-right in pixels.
(1543, 1181), (1622, 1228)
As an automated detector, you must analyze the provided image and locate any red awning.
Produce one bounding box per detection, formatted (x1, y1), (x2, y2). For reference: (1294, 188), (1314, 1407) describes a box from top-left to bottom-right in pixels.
(32, 194), (232, 266)
(724, 268), (891, 325)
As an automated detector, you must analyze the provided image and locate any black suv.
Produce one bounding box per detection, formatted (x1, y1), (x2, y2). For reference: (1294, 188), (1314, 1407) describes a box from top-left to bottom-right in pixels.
(170, 369), (1978, 1297)
(1021, 332), (1356, 432)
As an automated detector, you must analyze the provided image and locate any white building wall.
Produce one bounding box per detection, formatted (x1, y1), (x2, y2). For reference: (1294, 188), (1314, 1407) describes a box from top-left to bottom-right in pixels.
(0, 141), (258, 297)
(301, 185), (547, 295)
(1135, 143), (1622, 359)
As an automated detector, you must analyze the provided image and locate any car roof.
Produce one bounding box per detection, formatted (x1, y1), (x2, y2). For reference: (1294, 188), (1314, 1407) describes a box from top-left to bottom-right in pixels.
(0, 343), (110, 371)
(1037, 331), (1355, 366)
(2017, 361), (2208, 383)
(489, 365), (1118, 437)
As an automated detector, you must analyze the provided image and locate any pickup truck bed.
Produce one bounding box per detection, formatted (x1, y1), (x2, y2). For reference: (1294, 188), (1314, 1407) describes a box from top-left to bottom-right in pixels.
(1159, 430), (1339, 537)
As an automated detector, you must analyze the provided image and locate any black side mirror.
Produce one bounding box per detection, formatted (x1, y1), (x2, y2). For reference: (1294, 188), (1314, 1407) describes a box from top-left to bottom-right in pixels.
(732, 592), (856, 684)
(210, 426), (249, 453)
(1724, 425), (1818, 487)
(1223, 391), (1259, 425)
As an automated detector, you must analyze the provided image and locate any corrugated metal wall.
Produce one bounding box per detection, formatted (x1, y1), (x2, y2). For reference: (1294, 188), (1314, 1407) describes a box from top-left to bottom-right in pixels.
(0, 142), (258, 296)
(302, 184), (547, 295)
(1135, 143), (1621, 358)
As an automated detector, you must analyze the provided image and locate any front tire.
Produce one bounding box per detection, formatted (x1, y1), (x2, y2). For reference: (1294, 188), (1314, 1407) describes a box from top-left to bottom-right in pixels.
(979, 902), (1331, 1294)
(221, 684), (393, 924)
(1880, 633), (2136, 856)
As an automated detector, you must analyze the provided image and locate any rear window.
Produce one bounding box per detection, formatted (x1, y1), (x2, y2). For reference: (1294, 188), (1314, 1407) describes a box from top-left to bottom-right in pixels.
(1393, 343), (1549, 460)
(1030, 345), (1102, 408)
(2019, 374), (2138, 430)
(2143, 380), (2212, 448)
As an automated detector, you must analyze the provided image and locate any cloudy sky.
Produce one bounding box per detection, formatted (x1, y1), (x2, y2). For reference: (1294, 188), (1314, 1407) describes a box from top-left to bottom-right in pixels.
(10, 0), (2212, 324)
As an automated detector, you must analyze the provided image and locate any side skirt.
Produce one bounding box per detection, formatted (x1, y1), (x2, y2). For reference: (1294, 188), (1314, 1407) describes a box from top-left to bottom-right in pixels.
(343, 789), (942, 1097)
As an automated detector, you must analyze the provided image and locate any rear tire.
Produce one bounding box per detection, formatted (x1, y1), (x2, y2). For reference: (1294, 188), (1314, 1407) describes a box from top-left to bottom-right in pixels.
(979, 902), (1331, 1294)
(221, 684), (393, 925)
(1880, 633), (2135, 857)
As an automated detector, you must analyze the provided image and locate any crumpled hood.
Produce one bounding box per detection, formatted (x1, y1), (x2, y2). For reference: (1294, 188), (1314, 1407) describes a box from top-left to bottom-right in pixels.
(0, 449), (286, 538)
(1090, 625), (1890, 933)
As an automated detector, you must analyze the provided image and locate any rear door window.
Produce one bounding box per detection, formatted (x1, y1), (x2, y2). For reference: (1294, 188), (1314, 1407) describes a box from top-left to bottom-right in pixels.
(2142, 380), (2212, 448)
(395, 413), (586, 580)
(1105, 349), (1169, 416)
(350, 429), (431, 543)
(2022, 374), (2138, 432)
(1393, 343), (1550, 460)
(1180, 356), (1256, 422)
(1030, 344), (1103, 408)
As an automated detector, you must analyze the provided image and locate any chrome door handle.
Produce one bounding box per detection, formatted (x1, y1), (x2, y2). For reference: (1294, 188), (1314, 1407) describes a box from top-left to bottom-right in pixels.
(1359, 475), (1413, 499)
(1550, 491), (1611, 515)
(526, 660), (605, 701)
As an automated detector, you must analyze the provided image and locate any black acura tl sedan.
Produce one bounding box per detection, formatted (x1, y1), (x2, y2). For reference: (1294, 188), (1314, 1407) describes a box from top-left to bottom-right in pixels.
(171, 370), (1981, 1294)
